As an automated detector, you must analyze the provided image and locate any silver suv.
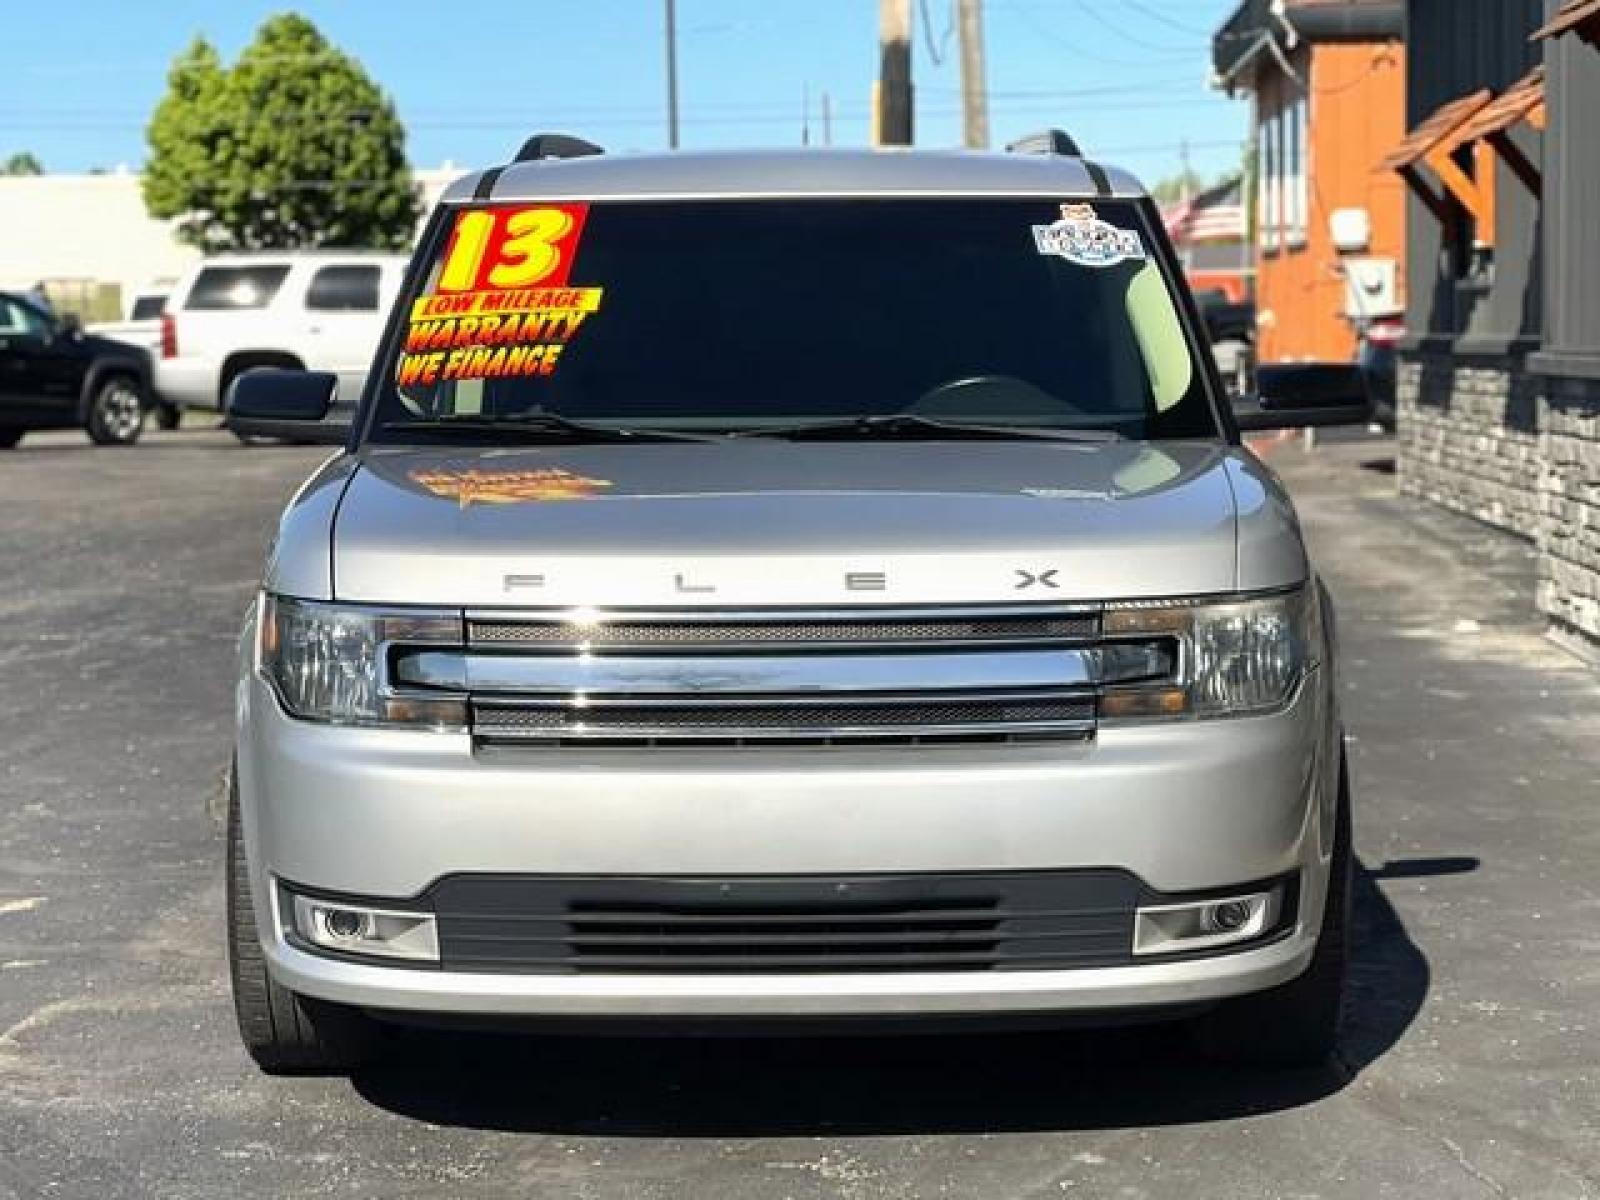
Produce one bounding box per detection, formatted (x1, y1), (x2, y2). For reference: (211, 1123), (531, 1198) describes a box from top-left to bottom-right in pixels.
(225, 133), (1365, 1073)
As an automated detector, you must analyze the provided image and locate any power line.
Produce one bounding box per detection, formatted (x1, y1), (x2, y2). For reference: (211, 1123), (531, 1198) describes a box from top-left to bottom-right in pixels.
(1120, 0), (1218, 37)
(2, 75), (1217, 119)
(0, 95), (1241, 137)
(918, 0), (956, 65)
(1066, 0), (1198, 54)
(1002, 3), (1196, 69)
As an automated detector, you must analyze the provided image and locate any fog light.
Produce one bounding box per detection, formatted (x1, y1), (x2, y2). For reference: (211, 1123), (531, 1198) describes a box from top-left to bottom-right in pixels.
(1133, 886), (1282, 956)
(1205, 900), (1252, 933)
(285, 890), (439, 963)
(321, 908), (369, 940)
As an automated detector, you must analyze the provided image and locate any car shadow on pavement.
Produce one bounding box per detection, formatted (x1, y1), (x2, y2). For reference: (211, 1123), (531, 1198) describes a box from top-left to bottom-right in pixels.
(350, 858), (1445, 1137)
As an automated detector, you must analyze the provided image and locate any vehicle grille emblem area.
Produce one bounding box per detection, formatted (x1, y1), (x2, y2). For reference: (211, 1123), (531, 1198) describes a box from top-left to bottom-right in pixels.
(1014, 568), (1060, 590)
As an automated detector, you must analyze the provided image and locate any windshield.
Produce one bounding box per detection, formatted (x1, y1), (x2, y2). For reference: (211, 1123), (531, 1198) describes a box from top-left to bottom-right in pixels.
(368, 197), (1217, 442)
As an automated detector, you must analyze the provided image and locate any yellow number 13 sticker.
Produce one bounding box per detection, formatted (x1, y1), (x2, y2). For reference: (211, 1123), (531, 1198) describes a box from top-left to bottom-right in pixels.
(437, 204), (589, 293)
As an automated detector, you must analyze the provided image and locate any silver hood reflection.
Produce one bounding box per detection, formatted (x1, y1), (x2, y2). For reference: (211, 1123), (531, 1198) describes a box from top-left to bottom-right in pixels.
(281, 440), (1305, 606)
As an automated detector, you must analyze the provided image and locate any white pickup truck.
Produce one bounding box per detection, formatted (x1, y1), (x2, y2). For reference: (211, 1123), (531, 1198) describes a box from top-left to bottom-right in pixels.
(87, 286), (174, 425)
(155, 252), (407, 440)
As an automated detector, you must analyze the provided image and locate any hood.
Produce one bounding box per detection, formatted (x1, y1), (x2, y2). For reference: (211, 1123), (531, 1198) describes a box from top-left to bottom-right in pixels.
(321, 440), (1302, 607)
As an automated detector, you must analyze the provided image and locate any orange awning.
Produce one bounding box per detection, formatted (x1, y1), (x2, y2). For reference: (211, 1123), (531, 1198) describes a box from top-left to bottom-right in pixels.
(1376, 89), (1492, 173)
(1533, 0), (1600, 41)
(1448, 68), (1546, 145)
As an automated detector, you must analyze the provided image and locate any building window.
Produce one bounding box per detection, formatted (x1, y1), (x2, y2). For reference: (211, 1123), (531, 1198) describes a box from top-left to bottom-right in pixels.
(1258, 105), (1281, 252)
(1257, 91), (1309, 255)
(1286, 93), (1308, 248)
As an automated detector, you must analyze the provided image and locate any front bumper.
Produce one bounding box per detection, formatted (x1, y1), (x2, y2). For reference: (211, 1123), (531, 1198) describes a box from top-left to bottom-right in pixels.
(236, 671), (1338, 1019)
(263, 915), (1317, 1018)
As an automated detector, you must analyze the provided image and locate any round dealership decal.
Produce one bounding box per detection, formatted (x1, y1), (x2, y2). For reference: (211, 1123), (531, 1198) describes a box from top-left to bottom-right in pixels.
(1032, 203), (1145, 269)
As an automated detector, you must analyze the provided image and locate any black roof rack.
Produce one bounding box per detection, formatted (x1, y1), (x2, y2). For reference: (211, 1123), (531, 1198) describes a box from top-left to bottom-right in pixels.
(1005, 129), (1083, 158)
(514, 133), (605, 163)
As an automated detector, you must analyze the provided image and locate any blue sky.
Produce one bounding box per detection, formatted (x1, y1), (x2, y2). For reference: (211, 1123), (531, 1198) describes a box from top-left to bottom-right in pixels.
(7, 0), (1248, 186)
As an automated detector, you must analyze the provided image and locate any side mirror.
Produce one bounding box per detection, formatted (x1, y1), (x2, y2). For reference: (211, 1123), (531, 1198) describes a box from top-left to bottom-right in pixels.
(227, 369), (354, 445)
(225, 369), (337, 425)
(1232, 363), (1372, 432)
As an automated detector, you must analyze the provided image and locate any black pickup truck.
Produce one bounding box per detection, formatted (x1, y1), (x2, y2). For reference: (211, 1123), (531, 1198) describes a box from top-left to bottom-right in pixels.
(0, 290), (155, 447)
(1194, 289), (1256, 391)
(1194, 288), (1256, 346)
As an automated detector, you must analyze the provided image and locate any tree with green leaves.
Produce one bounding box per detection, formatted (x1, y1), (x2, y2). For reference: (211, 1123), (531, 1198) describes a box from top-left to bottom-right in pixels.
(1, 152), (44, 175)
(143, 15), (420, 252)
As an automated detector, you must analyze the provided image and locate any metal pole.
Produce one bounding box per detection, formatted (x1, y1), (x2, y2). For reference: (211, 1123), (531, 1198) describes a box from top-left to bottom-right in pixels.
(665, 0), (680, 148)
(957, 0), (989, 149)
(822, 91), (833, 146)
(874, 0), (913, 146)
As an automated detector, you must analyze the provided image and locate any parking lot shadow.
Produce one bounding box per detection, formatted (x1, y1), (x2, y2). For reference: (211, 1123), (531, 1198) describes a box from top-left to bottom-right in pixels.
(350, 859), (1437, 1137)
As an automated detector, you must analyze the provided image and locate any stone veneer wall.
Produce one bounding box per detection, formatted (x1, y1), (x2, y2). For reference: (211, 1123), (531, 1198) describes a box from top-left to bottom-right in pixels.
(1397, 348), (1600, 656)
(1539, 374), (1600, 648)
(1396, 350), (1543, 538)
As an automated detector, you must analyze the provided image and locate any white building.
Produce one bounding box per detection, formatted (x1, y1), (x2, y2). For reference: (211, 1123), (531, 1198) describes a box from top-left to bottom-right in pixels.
(0, 165), (465, 311)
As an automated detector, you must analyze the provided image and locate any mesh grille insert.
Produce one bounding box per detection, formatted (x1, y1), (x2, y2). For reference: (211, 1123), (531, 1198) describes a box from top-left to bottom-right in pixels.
(473, 697), (1095, 743)
(468, 612), (1098, 649)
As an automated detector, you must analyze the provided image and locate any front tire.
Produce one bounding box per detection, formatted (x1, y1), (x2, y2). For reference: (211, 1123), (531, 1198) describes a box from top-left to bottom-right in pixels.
(0, 428), (23, 449)
(227, 767), (382, 1073)
(1189, 741), (1352, 1067)
(85, 375), (146, 446)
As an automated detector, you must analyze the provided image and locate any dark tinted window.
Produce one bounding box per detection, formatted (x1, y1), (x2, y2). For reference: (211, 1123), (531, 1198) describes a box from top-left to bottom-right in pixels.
(306, 265), (381, 312)
(184, 266), (290, 311)
(0, 294), (53, 337)
(129, 294), (166, 321)
(375, 198), (1214, 440)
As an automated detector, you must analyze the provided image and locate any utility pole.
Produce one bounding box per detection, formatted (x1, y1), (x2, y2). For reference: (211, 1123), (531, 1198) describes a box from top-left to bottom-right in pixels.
(822, 91), (833, 146)
(957, 0), (989, 149)
(665, 0), (680, 148)
(873, 0), (913, 146)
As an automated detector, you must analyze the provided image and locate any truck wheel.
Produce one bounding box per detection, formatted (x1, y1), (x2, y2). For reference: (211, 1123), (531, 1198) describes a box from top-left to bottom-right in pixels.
(85, 375), (146, 446)
(227, 767), (383, 1074)
(1189, 741), (1352, 1067)
(0, 429), (23, 449)
(153, 403), (182, 431)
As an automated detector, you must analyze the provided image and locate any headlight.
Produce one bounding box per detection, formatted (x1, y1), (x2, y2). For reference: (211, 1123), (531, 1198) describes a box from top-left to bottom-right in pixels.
(258, 595), (465, 729)
(1102, 586), (1320, 720)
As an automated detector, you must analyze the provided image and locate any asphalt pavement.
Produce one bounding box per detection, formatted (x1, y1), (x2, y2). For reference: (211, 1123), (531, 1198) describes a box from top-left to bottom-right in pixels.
(1, 425), (1597, 1199)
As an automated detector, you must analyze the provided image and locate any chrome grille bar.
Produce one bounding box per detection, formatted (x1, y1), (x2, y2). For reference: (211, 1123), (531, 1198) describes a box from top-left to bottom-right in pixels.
(395, 646), (1161, 696)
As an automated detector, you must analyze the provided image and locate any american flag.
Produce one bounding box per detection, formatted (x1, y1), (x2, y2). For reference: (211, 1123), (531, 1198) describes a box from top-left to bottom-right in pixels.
(1163, 176), (1246, 245)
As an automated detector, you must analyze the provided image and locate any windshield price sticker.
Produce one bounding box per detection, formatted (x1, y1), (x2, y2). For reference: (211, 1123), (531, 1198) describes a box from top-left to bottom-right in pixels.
(1032, 203), (1145, 269)
(398, 204), (603, 386)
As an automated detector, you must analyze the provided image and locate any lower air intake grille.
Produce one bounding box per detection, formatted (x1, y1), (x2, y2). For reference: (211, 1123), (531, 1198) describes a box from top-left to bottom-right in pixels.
(427, 871), (1140, 974)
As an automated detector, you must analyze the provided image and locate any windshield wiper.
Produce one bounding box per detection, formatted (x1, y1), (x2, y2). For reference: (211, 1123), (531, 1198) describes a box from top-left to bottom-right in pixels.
(726, 414), (1123, 443)
(382, 414), (722, 444)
